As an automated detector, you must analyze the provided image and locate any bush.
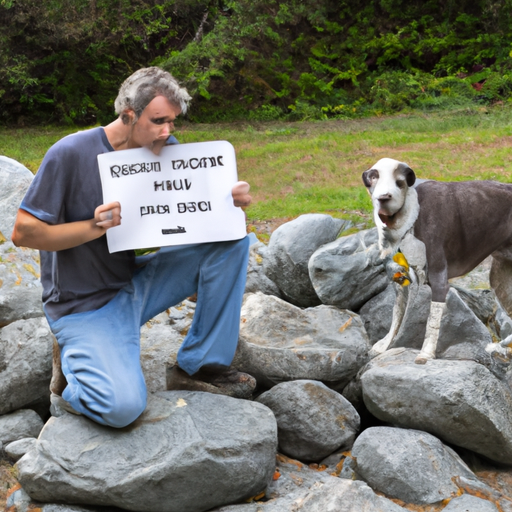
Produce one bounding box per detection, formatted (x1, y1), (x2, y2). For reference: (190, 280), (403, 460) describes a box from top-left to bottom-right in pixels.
(0, 0), (212, 125)
(4, 0), (512, 124)
(479, 72), (512, 103)
(248, 104), (285, 121)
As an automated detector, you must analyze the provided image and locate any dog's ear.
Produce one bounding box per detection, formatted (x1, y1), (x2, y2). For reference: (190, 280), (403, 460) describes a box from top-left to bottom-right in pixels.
(399, 164), (416, 187)
(362, 169), (378, 188)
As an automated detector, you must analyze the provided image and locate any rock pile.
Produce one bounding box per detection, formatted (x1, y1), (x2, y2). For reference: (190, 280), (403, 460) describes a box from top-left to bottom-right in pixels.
(2, 156), (512, 511)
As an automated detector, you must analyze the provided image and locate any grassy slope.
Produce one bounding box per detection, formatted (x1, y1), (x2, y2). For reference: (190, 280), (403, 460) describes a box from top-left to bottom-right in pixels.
(2, 105), (512, 237)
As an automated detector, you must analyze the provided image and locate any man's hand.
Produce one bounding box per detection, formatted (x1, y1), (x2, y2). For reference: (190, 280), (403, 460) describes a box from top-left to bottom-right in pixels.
(232, 181), (252, 207)
(95, 202), (122, 229)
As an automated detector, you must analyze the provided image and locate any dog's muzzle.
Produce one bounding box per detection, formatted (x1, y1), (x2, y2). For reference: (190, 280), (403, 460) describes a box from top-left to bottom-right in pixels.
(378, 211), (397, 227)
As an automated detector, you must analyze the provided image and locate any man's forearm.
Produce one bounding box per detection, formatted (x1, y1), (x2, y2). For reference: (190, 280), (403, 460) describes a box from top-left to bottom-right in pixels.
(11, 209), (107, 252)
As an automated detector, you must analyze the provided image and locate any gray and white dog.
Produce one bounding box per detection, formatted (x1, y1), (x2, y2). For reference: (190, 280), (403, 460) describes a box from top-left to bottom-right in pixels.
(362, 157), (512, 363)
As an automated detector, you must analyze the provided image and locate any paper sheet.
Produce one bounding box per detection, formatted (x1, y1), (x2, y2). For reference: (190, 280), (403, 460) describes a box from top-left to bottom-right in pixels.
(97, 141), (247, 253)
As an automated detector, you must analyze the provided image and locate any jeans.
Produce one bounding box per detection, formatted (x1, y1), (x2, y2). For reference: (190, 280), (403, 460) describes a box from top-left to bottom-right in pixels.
(46, 236), (250, 427)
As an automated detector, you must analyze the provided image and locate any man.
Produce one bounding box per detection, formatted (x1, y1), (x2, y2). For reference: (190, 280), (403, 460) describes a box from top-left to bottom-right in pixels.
(12, 67), (255, 428)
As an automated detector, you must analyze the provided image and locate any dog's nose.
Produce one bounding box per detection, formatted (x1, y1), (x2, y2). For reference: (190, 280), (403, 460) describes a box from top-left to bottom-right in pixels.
(378, 193), (392, 202)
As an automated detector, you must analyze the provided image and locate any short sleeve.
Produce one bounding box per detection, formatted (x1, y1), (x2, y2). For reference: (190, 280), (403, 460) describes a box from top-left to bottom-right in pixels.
(20, 140), (72, 225)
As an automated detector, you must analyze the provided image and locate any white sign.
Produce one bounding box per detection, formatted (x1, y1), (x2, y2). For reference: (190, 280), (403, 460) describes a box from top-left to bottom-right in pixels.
(97, 141), (247, 253)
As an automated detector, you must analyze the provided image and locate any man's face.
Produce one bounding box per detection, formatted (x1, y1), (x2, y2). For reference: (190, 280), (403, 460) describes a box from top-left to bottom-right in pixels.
(128, 95), (181, 155)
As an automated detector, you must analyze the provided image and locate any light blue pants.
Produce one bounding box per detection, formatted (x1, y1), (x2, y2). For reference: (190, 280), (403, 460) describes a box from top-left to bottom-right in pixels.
(46, 236), (250, 428)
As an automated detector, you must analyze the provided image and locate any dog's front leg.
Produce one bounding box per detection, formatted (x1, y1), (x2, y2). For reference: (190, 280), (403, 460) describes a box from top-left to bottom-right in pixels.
(415, 301), (446, 364)
(369, 284), (408, 358)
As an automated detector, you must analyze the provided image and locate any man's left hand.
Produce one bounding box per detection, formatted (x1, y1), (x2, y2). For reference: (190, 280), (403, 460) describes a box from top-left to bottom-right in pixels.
(232, 181), (252, 207)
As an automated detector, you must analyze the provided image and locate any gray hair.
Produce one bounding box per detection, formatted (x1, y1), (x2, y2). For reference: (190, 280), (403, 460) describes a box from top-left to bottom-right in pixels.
(114, 67), (191, 124)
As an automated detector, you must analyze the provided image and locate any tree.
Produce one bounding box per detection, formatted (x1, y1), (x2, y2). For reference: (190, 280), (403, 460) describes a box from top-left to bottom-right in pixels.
(0, 0), (214, 124)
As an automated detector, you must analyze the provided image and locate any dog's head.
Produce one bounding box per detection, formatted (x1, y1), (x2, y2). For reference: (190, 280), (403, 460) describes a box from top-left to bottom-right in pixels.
(362, 158), (416, 228)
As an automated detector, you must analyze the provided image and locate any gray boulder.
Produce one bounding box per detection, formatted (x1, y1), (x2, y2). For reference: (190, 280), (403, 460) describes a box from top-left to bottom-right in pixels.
(263, 214), (347, 307)
(0, 241), (43, 327)
(439, 287), (494, 361)
(0, 409), (43, 444)
(256, 380), (360, 462)
(309, 228), (388, 311)
(245, 240), (281, 297)
(0, 317), (53, 415)
(140, 317), (184, 393)
(294, 478), (404, 512)
(0, 155), (33, 241)
(211, 504), (259, 512)
(360, 349), (512, 464)
(451, 285), (496, 325)
(6, 487), (120, 512)
(495, 299), (512, 339)
(40, 506), (119, 512)
(233, 292), (370, 390)
(352, 426), (480, 504)
(5, 437), (37, 462)
(442, 494), (499, 512)
(491, 253), (512, 318)
(18, 392), (278, 512)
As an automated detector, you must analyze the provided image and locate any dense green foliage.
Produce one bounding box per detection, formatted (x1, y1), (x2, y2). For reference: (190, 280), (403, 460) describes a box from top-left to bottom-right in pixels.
(0, 0), (211, 124)
(1, 0), (512, 124)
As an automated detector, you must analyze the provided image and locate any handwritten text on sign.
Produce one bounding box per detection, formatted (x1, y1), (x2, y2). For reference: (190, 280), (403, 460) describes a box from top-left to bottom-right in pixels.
(97, 141), (246, 253)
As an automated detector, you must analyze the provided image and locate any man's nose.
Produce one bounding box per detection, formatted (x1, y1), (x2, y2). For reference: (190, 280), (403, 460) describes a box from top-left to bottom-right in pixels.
(160, 122), (174, 136)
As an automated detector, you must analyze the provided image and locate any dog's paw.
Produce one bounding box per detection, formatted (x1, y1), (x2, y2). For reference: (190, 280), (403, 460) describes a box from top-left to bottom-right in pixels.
(368, 347), (380, 359)
(369, 336), (393, 358)
(414, 354), (432, 365)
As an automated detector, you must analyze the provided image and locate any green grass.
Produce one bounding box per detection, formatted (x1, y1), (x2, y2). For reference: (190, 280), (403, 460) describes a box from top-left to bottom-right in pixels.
(2, 104), (512, 233)
(0, 126), (79, 172)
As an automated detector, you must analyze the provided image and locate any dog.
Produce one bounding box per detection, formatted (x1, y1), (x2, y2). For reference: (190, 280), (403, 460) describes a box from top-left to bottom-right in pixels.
(362, 157), (512, 364)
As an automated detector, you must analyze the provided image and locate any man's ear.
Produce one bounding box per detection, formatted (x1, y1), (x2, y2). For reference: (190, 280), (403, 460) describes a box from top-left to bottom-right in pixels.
(120, 109), (136, 125)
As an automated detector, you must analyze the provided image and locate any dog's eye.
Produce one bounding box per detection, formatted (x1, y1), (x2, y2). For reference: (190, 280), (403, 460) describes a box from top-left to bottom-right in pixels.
(396, 180), (406, 189)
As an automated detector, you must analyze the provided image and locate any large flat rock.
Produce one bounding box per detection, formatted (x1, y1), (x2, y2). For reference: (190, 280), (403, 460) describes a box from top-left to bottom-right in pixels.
(17, 392), (278, 512)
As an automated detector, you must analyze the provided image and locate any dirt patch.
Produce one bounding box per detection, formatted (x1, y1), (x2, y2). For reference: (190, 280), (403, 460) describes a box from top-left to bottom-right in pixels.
(0, 458), (19, 510)
(247, 217), (295, 242)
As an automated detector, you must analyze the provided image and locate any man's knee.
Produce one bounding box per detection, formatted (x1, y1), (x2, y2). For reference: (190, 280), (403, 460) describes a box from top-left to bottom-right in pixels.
(100, 389), (147, 428)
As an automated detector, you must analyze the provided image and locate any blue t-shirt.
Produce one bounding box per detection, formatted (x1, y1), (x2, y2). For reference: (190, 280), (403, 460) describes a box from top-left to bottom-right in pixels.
(21, 127), (177, 320)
